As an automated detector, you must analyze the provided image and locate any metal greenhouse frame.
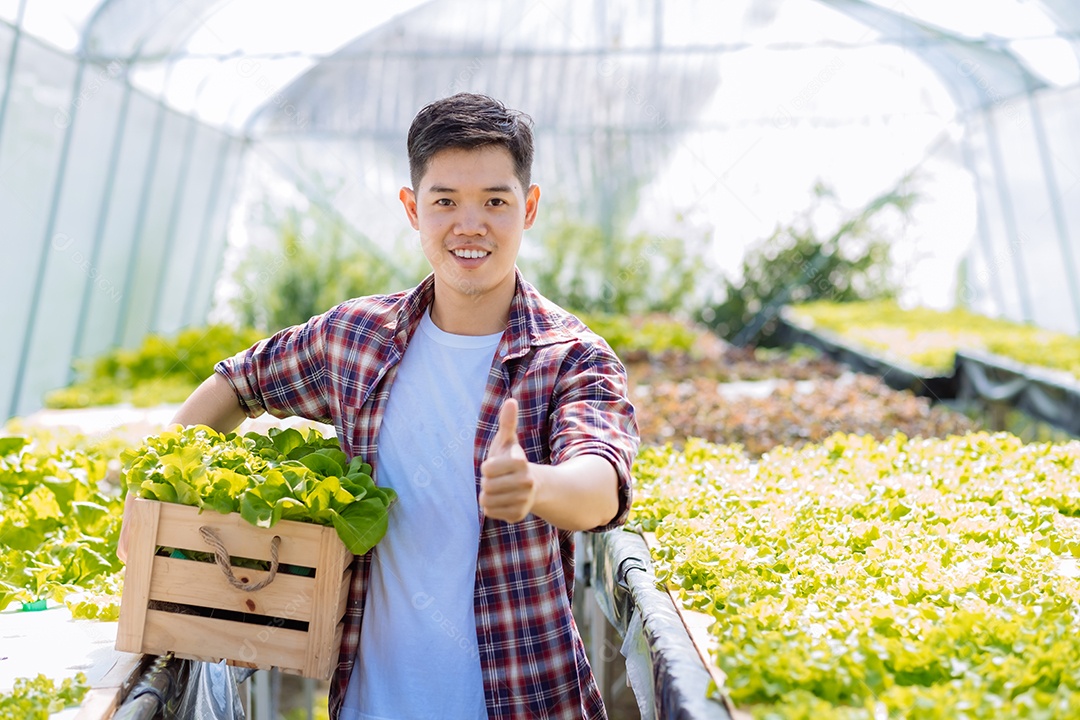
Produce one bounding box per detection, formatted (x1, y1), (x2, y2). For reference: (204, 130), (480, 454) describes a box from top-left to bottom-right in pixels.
(2, 0), (1079, 420)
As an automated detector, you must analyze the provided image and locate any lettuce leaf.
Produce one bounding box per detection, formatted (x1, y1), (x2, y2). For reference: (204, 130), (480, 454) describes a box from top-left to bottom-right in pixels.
(122, 425), (395, 555)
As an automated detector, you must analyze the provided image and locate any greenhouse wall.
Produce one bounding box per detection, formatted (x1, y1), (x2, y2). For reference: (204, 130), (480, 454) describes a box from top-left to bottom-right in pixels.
(0, 23), (244, 420)
(962, 85), (1080, 336)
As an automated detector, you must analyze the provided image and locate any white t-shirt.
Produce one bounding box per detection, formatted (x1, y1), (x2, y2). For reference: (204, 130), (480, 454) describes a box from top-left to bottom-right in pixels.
(341, 307), (501, 720)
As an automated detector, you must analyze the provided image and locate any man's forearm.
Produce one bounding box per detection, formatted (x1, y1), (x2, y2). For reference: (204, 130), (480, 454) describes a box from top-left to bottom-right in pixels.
(530, 454), (620, 532)
(171, 372), (248, 432)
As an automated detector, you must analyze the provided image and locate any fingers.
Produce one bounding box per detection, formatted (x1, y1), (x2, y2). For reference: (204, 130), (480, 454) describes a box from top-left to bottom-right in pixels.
(479, 475), (533, 523)
(482, 398), (533, 523)
(491, 398), (519, 453)
(480, 445), (526, 477)
(480, 500), (530, 524)
(480, 444), (532, 522)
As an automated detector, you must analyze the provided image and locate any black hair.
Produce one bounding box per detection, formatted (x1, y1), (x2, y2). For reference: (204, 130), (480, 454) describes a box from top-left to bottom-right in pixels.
(407, 93), (534, 191)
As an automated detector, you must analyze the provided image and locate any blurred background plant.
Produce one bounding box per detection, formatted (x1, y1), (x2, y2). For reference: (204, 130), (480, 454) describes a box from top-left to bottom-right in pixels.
(573, 312), (701, 361)
(231, 201), (428, 333)
(44, 326), (264, 409)
(699, 176), (917, 346)
(519, 209), (712, 318)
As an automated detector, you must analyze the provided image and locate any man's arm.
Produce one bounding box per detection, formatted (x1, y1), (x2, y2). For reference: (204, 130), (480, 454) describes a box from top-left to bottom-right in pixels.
(171, 372), (248, 433)
(119, 309), (339, 563)
(530, 454), (617, 530)
(480, 399), (620, 532)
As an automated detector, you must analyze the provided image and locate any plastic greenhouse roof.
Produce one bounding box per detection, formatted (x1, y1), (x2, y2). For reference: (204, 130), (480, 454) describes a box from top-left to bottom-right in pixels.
(3, 0), (1078, 134)
(4, 0), (1080, 422)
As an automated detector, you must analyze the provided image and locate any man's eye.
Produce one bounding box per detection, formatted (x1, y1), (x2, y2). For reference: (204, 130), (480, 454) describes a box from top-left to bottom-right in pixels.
(488, 198), (506, 206)
(435, 198), (453, 206)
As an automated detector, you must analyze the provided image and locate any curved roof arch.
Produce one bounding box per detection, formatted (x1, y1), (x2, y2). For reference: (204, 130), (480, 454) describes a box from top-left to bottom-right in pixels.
(4, 0), (1072, 133)
(821, 0), (1049, 114)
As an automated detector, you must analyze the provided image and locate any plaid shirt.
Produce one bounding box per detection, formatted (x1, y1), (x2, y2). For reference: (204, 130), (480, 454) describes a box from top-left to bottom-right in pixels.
(216, 269), (639, 719)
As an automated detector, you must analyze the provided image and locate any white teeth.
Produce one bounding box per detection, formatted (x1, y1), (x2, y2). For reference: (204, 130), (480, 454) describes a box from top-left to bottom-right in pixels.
(453, 249), (489, 259)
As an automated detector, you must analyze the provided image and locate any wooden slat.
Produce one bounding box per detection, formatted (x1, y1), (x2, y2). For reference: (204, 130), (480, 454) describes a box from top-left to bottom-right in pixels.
(73, 653), (146, 720)
(334, 542), (355, 575)
(148, 555), (316, 621)
(304, 535), (350, 678)
(141, 609), (309, 674)
(315, 568), (353, 680)
(335, 566), (352, 616)
(152, 499), (332, 566)
(117, 499), (353, 680)
(303, 620), (347, 682)
(115, 498), (161, 653)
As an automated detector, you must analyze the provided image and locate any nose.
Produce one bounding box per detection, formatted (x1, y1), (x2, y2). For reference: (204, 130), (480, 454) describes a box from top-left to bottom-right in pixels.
(454, 207), (487, 237)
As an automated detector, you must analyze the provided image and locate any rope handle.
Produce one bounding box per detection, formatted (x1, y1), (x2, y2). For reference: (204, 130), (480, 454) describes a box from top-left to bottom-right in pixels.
(199, 526), (281, 592)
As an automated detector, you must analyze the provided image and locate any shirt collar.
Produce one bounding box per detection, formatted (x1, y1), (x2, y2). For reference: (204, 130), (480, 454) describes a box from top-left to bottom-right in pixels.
(390, 268), (578, 361)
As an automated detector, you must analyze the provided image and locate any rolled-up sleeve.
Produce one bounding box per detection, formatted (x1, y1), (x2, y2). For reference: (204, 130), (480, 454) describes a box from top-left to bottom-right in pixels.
(214, 310), (333, 424)
(548, 343), (639, 532)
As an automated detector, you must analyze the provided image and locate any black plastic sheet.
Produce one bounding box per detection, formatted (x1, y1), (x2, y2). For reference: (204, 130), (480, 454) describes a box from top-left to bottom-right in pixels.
(112, 655), (184, 720)
(956, 350), (1080, 436)
(590, 530), (732, 720)
(776, 317), (957, 400)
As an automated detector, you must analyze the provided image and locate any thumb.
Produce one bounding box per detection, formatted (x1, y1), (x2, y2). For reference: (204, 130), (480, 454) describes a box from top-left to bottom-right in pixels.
(491, 398), (519, 454)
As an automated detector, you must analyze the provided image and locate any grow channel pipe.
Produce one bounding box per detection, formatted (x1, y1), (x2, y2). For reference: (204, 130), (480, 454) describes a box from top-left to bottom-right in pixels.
(112, 655), (184, 720)
(112, 654), (256, 720)
(590, 529), (733, 720)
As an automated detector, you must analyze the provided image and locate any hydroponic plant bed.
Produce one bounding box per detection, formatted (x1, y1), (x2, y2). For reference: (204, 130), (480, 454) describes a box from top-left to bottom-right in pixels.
(785, 300), (1080, 380)
(630, 432), (1080, 719)
(624, 344), (846, 385)
(0, 434), (125, 618)
(630, 369), (975, 455)
(0, 430), (131, 718)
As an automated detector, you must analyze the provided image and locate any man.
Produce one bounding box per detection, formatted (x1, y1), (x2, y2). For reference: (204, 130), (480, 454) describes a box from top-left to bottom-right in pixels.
(130, 93), (639, 719)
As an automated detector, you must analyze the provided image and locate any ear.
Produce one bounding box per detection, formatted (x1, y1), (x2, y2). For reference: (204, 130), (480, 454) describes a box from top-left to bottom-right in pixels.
(400, 186), (419, 230)
(523, 184), (541, 230)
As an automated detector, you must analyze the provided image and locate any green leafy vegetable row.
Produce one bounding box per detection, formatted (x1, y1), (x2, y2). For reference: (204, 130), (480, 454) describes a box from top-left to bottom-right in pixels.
(122, 426), (396, 555)
(576, 311), (701, 360)
(632, 432), (1080, 718)
(0, 436), (124, 616)
(43, 313), (704, 409)
(45, 324), (264, 408)
(0, 673), (88, 720)
(788, 300), (1080, 377)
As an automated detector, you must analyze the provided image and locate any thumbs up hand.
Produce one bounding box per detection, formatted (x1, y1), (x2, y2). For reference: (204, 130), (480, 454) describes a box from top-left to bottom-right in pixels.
(480, 398), (536, 523)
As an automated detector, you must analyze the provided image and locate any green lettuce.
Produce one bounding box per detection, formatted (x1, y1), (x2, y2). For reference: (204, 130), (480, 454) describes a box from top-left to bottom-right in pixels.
(121, 426), (395, 555)
(0, 434), (125, 612)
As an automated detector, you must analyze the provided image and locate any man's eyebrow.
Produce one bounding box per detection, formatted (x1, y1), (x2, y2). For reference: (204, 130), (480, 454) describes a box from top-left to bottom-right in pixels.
(426, 185), (515, 193)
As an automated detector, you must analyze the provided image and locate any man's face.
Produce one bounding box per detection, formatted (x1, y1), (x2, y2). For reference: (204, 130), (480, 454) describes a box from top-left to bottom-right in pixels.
(401, 145), (540, 303)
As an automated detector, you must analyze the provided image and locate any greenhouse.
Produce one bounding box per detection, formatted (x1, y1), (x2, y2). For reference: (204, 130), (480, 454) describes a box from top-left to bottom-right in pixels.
(1, 0), (1079, 718)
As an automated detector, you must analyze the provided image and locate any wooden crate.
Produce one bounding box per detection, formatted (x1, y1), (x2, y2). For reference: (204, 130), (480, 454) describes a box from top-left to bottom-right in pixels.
(116, 497), (353, 680)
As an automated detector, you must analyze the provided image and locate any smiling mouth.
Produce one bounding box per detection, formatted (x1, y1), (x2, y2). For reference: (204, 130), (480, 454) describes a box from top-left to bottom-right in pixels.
(452, 249), (491, 259)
